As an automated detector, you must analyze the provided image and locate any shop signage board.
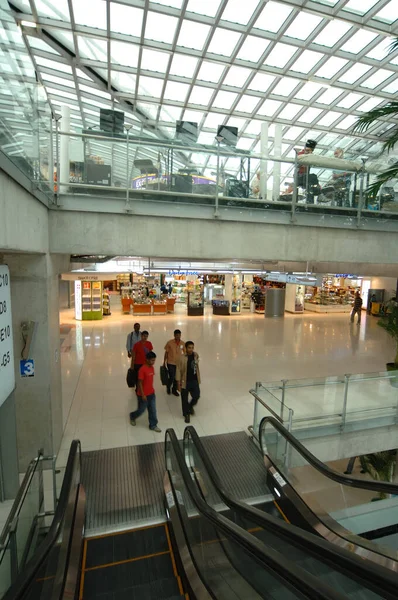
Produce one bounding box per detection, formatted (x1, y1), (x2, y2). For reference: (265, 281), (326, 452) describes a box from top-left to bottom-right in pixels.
(0, 265), (15, 408)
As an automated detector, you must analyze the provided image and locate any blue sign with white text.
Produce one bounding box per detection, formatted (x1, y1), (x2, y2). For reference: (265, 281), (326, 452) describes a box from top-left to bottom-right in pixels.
(20, 359), (35, 378)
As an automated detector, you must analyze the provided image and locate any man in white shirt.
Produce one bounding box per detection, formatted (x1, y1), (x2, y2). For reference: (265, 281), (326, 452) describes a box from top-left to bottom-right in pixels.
(126, 322), (141, 358)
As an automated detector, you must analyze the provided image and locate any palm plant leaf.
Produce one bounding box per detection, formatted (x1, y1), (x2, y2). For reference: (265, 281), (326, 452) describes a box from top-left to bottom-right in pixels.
(366, 161), (398, 196)
(352, 102), (398, 134)
(388, 37), (398, 54)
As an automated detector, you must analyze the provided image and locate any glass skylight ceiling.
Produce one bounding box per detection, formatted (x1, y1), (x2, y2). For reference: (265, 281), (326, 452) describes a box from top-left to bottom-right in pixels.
(4, 0), (398, 181)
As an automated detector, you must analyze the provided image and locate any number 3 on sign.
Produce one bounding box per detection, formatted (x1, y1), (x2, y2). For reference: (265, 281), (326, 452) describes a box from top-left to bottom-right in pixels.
(20, 359), (35, 378)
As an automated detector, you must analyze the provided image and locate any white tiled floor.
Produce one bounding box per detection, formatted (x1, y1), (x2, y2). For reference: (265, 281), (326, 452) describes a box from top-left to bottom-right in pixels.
(57, 296), (396, 464)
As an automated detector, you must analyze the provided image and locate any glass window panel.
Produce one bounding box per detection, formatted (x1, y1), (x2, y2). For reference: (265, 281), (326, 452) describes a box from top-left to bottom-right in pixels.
(72, 0), (106, 30)
(221, 0), (260, 25)
(339, 63), (372, 84)
(153, 0), (183, 7)
(237, 36), (270, 62)
(335, 115), (356, 129)
(138, 76), (164, 97)
(204, 112), (224, 129)
(235, 95), (260, 113)
(160, 105), (183, 121)
(295, 82), (324, 100)
(336, 92), (364, 108)
(343, 0), (379, 14)
(78, 35), (107, 61)
(197, 61), (225, 83)
(76, 69), (92, 81)
(278, 104), (303, 119)
(35, 0), (69, 20)
(111, 41), (139, 68)
(257, 99), (282, 116)
(187, 0), (222, 17)
(360, 69), (394, 88)
(237, 137), (254, 150)
(244, 119), (263, 134)
(169, 54), (198, 77)
(141, 48), (170, 73)
(110, 4), (143, 37)
(374, 1), (395, 22)
(178, 21), (210, 51)
(290, 50), (323, 74)
(315, 57), (348, 79)
(52, 31), (75, 52)
(247, 72), (275, 92)
(182, 109), (204, 122)
(27, 36), (59, 55)
(284, 12), (323, 41)
(223, 66), (251, 88)
(35, 56), (73, 74)
(189, 85), (214, 104)
(145, 11), (178, 44)
(382, 80), (398, 94)
(79, 84), (110, 99)
(284, 126), (306, 140)
(164, 81), (190, 101)
(47, 87), (78, 101)
(272, 77), (301, 97)
(255, 1), (293, 33)
(227, 116), (247, 129)
(41, 73), (75, 88)
(207, 29), (241, 57)
(366, 39), (392, 60)
(198, 131), (216, 144)
(316, 87), (344, 104)
(298, 107), (323, 123)
(313, 20), (352, 47)
(263, 43), (297, 68)
(317, 111), (343, 126)
(356, 97), (384, 112)
(212, 90), (238, 109)
(341, 30), (378, 54)
(136, 102), (159, 120)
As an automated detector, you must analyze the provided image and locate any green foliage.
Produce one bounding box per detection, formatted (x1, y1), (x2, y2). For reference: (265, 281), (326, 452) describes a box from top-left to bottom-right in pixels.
(378, 304), (398, 364)
(359, 450), (396, 499)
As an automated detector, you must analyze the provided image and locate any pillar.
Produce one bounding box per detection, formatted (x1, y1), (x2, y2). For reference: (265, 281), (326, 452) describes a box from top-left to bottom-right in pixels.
(260, 122), (268, 200)
(60, 105), (70, 193)
(2, 253), (69, 471)
(272, 123), (283, 201)
(224, 274), (233, 309)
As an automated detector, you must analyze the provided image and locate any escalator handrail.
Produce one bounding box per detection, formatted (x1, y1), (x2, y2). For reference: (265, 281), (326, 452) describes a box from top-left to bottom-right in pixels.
(183, 426), (398, 599)
(165, 428), (346, 600)
(2, 440), (82, 600)
(259, 415), (398, 495)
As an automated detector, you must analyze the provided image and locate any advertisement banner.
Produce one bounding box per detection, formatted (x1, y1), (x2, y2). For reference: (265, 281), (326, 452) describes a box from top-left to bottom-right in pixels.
(0, 265), (15, 408)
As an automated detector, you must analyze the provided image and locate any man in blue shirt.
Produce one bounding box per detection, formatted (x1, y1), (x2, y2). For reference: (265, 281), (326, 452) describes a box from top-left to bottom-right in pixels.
(126, 322), (141, 358)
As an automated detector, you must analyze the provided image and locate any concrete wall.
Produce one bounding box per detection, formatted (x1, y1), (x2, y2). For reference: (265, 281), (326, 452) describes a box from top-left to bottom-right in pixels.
(49, 211), (398, 268)
(0, 169), (49, 254)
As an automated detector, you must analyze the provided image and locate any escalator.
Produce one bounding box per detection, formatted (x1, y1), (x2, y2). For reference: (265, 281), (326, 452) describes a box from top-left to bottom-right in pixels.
(3, 432), (354, 600)
(182, 422), (398, 599)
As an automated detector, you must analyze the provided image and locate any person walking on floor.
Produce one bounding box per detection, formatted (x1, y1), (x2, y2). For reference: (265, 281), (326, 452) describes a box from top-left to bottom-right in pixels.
(130, 351), (161, 432)
(351, 292), (363, 325)
(126, 322), (141, 358)
(176, 341), (200, 424)
(131, 331), (153, 385)
(164, 329), (185, 396)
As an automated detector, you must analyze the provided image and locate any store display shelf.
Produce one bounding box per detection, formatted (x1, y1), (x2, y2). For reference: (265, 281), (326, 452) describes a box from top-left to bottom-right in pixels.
(304, 302), (352, 313)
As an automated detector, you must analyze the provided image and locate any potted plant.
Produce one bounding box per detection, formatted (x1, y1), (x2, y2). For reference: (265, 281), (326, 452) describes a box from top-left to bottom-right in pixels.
(359, 450), (396, 500)
(378, 303), (398, 379)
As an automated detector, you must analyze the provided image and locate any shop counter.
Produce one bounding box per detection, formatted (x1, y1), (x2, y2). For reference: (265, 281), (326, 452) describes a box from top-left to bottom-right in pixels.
(304, 302), (352, 313)
(121, 298), (133, 314)
(166, 298), (176, 313)
(212, 301), (230, 316)
(188, 306), (204, 316)
(153, 302), (167, 315)
(132, 302), (152, 315)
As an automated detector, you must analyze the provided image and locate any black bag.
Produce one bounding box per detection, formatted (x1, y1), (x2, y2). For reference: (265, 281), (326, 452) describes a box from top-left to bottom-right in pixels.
(160, 365), (169, 386)
(126, 367), (136, 388)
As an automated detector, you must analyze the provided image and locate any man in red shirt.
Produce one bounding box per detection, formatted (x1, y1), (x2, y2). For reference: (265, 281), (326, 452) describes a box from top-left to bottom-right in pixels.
(129, 351), (161, 432)
(131, 331), (153, 386)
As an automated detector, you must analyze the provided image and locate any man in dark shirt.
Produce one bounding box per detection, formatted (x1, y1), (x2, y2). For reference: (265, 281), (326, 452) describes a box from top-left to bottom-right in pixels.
(176, 341), (201, 424)
(351, 292), (363, 325)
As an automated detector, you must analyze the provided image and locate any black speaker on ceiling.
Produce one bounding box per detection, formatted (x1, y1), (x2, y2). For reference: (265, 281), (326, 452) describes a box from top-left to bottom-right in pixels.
(100, 109), (125, 134)
(217, 125), (238, 147)
(176, 121), (198, 143)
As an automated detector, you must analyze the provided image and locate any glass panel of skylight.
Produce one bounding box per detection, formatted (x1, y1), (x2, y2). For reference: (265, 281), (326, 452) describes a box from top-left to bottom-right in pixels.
(257, 99), (282, 116)
(212, 91), (238, 109)
(197, 61), (225, 83)
(198, 131), (217, 145)
(27, 37), (59, 55)
(72, 0), (106, 30)
(382, 80), (398, 94)
(207, 29), (242, 57)
(360, 69), (394, 89)
(221, 0), (260, 25)
(138, 76), (163, 97)
(366, 39), (392, 60)
(315, 57), (348, 79)
(182, 109), (203, 123)
(278, 104), (303, 120)
(35, 56), (73, 74)
(34, 0), (69, 20)
(284, 126), (306, 140)
(284, 12), (323, 41)
(80, 84), (110, 99)
(263, 43), (297, 68)
(110, 4), (143, 37)
(47, 87), (78, 101)
(298, 107), (323, 123)
(159, 105), (182, 122)
(223, 66), (251, 88)
(237, 137), (254, 150)
(242, 119), (262, 135)
(335, 115), (356, 130)
(343, 0), (379, 14)
(164, 81), (190, 101)
(187, 0), (222, 17)
(313, 20), (352, 48)
(152, 0), (183, 7)
(41, 73), (75, 88)
(316, 87), (343, 104)
(136, 102), (159, 120)
(237, 36), (270, 62)
(290, 50), (323, 74)
(341, 30), (378, 54)
(336, 92), (364, 108)
(141, 49), (170, 73)
(169, 54), (198, 77)
(77, 36), (107, 61)
(339, 63), (372, 84)
(177, 21), (211, 51)
(111, 41), (139, 68)
(317, 111), (343, 126)
(189, 85), (214, 105)
(246, 73), (274, 94)
(295, 82), (324, 100)
(357, 98), (384, 112)
(145, 11), (178, 44)
(255, 1), (293, 33)
(235, 95), (260, 113)
(374, 3), (395, 23)
(272, 77), (301, 97)
(110, 71), (136, 93)
(204, 112), (224, 129)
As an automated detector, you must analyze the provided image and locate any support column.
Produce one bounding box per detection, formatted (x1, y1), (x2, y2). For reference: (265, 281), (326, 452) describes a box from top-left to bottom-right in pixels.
(260, 122), (268, 200)
(2, 253), (69, 471)
(272, 124), (283, 201)
(60, 105), (70, 193)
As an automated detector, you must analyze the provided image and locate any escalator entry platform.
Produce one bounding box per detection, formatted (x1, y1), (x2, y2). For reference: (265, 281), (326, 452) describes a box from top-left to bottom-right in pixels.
(80, 523), (187, 599)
